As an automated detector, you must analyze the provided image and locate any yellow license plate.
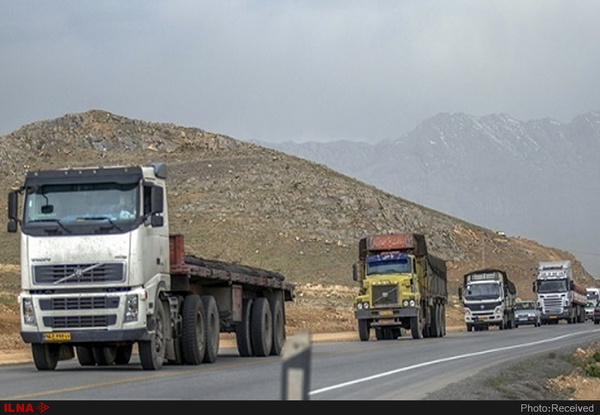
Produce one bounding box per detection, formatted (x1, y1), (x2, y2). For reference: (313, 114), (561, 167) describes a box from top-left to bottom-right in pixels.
(479, 316), (487, 320)
(379, 310), (393, 317)
(45, 332), (71, 341)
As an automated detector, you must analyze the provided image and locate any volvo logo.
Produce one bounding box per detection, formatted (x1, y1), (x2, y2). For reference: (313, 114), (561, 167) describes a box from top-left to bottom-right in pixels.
(74, 268), (84, 278)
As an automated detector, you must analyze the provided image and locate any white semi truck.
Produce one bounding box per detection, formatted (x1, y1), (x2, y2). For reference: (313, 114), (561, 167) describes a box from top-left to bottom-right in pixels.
(533, 260), (586, 324)
(7, 162), (294, 370)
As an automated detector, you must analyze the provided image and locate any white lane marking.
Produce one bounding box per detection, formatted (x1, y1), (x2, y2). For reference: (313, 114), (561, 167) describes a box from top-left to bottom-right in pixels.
(309, 329), (600, 396)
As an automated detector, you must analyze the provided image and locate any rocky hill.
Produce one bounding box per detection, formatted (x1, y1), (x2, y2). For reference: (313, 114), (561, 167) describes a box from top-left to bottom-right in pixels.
(0, 109), (597, 304)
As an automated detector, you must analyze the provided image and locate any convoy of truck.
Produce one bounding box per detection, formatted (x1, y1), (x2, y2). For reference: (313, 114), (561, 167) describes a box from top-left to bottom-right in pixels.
(533, 260), (587, 324)
(6, 162), (295, 370)
(459, 268), (518, 331)
(4, 162), (598, 373)
(351, 233), (447, 341)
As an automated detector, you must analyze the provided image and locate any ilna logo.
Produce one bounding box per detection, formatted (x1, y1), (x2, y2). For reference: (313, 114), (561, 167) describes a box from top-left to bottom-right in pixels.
(3, 402), (49, 413)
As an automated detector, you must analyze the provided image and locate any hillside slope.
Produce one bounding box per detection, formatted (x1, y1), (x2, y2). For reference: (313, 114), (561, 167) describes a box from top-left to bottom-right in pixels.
(0, 109), (595, 297)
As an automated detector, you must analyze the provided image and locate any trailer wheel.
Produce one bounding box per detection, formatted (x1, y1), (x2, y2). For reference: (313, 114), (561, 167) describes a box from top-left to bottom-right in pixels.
(251, 297), (273, 357)
(270, 297), (285, 356)
(181, 294), (206, 365)
(235, 298), (254, 357)
(115, 344), (133, 365)
(440, 304), (447, 336)
(93, 346), (117, 366)
(139, 299), (167, 370)
(201, 295), (220, 364)
(76, 346), (96, 366)
(32, 343), (60, 371)
(358, 319), (370, 341)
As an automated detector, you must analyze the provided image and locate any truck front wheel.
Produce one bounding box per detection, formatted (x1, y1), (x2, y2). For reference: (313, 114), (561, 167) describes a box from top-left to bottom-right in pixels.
(32, 343), (60, 371)
(358, 319), (370, 341)
(411, 315), (423, 339)
(139, 299), (168, 370)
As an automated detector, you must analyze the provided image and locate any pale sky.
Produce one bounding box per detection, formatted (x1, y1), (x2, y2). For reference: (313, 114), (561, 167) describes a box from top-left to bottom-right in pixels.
(1, 1), (599, 142)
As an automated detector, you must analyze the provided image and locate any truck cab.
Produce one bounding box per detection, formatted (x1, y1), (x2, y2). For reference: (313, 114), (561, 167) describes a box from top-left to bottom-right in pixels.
(8, 163), (170, 369)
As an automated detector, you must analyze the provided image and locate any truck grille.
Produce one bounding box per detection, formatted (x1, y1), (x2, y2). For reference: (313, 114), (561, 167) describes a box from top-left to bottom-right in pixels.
(542, 297), (564, 314)
(43, 315), (117, 329)
(39, 296), (120, 311)
(372, 284), (398, 306)
(33, 263), (125, 285)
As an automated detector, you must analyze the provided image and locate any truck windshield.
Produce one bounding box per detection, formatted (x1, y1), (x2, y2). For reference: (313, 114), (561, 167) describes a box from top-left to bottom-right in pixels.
(366, 258), (411, 275)
(465, 283), (500, 300)
(23, 182), (139, 226)
(537, 279), (568, 293)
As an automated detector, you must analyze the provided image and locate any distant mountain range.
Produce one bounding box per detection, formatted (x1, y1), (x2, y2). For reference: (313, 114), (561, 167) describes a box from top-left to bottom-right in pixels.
(256, 111), (600, 278)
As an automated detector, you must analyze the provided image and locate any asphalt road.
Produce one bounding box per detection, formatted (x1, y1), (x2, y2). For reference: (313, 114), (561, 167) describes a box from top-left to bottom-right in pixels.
(1, 323), (599, 401)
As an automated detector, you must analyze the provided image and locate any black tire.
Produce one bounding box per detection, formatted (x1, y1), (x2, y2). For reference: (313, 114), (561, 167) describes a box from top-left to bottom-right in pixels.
(358, 319), (370, 341)
(139, 299), (167, 370)
(375, 328), (384, 340)
(181, 294), (206, 365)
(201, 295), (220, 364)
(270, 297), (286, 356)
(76, 346), (96, 366)
(236, 299), (254, 357)
(440, 304), (447, 336)
(115, 344), (133, 365)
(93, 346), (117, 366)
(32, 343), (59, 371)
(429, 304), (440, 338)
(251, 297), (273, 357)
(411, 315), (423, 339)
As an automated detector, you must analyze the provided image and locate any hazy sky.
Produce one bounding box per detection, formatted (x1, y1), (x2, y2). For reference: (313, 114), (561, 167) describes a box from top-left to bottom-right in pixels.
(2, 1), (599, 143)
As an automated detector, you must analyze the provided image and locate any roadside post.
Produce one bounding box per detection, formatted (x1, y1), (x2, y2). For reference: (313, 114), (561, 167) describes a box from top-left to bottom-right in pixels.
(281, 331), (311, 400)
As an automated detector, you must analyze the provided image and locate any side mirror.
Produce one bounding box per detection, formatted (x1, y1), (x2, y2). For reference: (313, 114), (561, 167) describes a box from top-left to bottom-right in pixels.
(458, 287), (463, 300)
(532, 281), (536, 293)
(151, 214), (164, 227)
(151, 186), (164, 214)
(7, 191), (19, 233)
(352, 263), (358, 282)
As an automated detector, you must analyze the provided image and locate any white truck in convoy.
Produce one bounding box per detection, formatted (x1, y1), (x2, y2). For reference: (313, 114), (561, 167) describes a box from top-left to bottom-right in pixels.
(459, 268), (517, 331)
(7, 162), (295, 370)
(533, 260), (586, 324)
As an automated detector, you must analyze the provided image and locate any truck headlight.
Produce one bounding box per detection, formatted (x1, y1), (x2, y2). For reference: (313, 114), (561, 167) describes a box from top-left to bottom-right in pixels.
(124, 294), (139, 322)
(402, 299), (416, 307)
(22, 297), (35, 325)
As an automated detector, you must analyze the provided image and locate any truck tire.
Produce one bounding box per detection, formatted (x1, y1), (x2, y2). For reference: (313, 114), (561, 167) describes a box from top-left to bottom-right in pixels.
(270, 297), (285, 356)
(32, 343), (60, 371)
(139, 299), (167, 370)
(93, 346), (117, 366)
(235, 298), (254, 357)
(429, 304), (441, 338)
(201, 295), (220, 364)
(251, 297), (273, 357)
(181, 294), (207, 365)
(115, 344), (133, 365)
(410, 315), (423, 339)
(441, 304), (447, 336)
(76, 346), (96, 366)
(358, 319), (370, 341)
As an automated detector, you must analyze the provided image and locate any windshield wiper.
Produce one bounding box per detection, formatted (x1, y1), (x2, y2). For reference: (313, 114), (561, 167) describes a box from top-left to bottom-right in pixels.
(29, 218), (72, 234)
(76, 215), (125, 232)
